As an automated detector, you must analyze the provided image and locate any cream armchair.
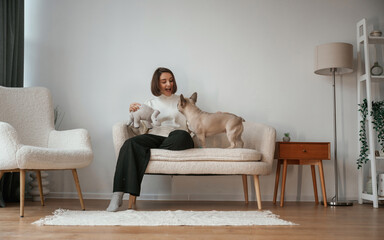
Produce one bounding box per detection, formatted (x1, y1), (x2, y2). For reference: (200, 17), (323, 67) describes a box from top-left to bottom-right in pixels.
(0, 86), (93, 217)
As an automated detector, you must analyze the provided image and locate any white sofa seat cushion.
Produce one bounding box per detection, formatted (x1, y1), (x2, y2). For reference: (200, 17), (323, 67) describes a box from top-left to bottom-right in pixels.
(16, 145), (93, 170)
(146, 161), (269, 175)
(150, 148), (261, 162)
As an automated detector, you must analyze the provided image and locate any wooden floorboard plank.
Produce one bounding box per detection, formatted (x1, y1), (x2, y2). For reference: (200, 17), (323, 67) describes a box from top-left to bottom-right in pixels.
(0, 199), (383, 240)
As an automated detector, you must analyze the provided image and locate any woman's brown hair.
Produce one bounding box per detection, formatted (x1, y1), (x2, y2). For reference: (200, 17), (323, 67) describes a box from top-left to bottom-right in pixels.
(151, 67), (177, 96)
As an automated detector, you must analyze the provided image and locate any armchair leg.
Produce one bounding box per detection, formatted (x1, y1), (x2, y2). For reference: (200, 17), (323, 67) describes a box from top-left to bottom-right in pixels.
(253, 175), (262, 210)
(20, 170), (26, 217)
(72, 169), (85, 210)
(242, 175), (249, 204)
(0, 171), (4, 208)
(35, 171), (45, 206)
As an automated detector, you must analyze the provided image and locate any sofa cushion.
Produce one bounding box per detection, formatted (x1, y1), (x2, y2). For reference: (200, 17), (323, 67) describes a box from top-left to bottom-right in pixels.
(150, 148), (261, 162)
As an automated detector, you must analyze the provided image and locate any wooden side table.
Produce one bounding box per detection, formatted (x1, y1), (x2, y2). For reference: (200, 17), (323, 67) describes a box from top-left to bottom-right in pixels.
(273, 142), (330, 207)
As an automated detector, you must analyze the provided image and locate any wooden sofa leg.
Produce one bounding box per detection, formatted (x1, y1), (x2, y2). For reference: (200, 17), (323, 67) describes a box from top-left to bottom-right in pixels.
(35, 171), (45, 206)
(20, 170), (26, 217)
(128, 195), (136, 209)
(242, 175), (249, 204)
(72, 169), (85, 210)
(253, 175), (262, 210)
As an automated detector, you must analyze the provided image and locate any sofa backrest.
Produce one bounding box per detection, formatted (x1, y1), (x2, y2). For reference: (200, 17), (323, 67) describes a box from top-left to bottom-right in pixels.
(0, 86), (54, 147)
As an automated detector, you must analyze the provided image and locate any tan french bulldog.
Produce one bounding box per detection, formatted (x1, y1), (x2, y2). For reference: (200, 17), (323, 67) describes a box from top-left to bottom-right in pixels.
(177, 92), (244, 148)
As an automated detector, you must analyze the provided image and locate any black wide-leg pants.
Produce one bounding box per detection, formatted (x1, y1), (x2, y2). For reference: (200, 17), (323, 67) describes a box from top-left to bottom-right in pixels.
(112, 130), (194, 196)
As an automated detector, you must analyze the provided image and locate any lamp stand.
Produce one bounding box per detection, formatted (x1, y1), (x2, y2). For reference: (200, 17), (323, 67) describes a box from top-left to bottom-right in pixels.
(325, 68), (353, 206)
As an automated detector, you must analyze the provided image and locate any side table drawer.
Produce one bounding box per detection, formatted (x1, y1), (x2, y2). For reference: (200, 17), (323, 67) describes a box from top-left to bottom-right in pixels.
(277, 142), (330, 160)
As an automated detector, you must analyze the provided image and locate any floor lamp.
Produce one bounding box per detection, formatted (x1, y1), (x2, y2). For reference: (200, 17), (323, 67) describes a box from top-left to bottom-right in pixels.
(314, 42), (354, 206)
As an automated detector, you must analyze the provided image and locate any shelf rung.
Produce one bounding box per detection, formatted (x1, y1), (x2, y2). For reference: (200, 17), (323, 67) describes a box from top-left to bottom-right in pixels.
(368, 36), (384, 44)
(367, 154), (384, 160)
(359, 74), (367, 82)
(362, 193), (384, 201)
(359, 75), (384, 82)
(372, 76), (384, 81)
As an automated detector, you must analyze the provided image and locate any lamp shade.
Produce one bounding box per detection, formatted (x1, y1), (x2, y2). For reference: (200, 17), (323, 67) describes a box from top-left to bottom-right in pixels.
(314, 42), (353, 75)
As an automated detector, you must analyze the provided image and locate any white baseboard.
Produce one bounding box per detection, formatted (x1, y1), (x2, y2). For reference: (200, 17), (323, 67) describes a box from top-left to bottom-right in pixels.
(46, 192), (355, 202)
(47, 192), (248, 201)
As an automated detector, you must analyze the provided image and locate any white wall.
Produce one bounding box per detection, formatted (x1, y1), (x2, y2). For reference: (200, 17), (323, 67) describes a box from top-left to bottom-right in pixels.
(24, 0), (384, 202)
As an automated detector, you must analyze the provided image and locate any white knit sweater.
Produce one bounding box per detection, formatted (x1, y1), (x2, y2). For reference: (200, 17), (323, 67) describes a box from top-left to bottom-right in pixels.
(145, 94), (188, 137)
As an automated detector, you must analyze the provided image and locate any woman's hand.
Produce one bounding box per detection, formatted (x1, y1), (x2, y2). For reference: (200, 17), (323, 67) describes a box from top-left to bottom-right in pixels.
(129, 103), (141, 112)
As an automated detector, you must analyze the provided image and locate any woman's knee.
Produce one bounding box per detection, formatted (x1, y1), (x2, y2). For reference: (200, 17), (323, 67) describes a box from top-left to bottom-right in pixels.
(167, 130), (194, 149)
(169, 130), (191, 141)
(169, 130), (189, 138)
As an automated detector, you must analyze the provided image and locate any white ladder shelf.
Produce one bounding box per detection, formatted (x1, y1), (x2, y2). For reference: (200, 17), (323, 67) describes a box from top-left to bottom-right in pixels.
(356, 18), (384, 208)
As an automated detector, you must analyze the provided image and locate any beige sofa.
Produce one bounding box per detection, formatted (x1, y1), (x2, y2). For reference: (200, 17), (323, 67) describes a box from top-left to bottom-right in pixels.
(112, 121), (276, 209)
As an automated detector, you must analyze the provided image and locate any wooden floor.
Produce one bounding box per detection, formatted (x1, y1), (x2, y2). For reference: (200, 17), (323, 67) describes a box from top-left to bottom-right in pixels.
(0, 199), (383, 240)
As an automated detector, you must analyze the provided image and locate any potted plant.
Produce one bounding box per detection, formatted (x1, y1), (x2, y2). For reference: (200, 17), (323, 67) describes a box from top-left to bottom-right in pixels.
(358, 99), (384, 169)
(283, 133), (290, 142)
(54, 106), (65, 130)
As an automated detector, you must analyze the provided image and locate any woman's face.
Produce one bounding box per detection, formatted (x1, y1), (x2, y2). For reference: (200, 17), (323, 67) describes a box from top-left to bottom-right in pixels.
(159, 72), (174, 96)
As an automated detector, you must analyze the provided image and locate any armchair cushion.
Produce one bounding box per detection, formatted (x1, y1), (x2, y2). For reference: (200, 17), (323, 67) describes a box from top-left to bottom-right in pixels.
(16, 145), (93, 170)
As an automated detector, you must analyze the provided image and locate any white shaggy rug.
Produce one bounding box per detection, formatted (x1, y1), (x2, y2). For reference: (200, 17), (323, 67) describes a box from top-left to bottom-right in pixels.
(33, 209), (296, 226)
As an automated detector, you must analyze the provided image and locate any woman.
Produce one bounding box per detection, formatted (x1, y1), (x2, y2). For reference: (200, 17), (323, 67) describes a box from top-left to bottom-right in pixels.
(107, 67), (194, 212)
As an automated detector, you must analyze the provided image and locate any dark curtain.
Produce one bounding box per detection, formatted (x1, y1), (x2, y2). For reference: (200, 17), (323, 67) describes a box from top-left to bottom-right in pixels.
(0, 0), (24, 87)
(0, 0), (24, 207)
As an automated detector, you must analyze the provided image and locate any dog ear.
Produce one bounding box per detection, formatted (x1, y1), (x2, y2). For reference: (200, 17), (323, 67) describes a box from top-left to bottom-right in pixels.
(180, 94), (187, 107)
(190, 92), (197, 103)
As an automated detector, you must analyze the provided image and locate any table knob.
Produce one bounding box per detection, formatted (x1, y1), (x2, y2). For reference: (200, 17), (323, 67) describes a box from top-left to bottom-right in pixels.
(303, 149), (307, 152)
